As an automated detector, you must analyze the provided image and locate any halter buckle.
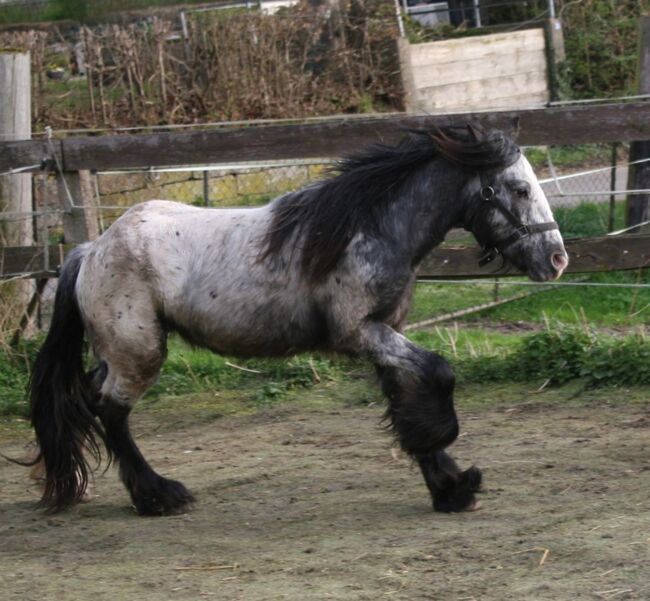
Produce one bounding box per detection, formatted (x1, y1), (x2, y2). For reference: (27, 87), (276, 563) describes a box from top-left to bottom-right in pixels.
(480, 186), (495, 201)
(478, 248), (499, 267)
(516, 224), (531, 238)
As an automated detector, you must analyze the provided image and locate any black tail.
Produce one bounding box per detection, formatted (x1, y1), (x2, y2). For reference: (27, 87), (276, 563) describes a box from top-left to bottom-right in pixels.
(30, 245), (107, 512)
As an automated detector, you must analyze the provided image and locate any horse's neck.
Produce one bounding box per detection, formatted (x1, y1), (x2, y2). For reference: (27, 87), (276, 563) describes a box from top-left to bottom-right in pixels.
(393, 163), (468, 264)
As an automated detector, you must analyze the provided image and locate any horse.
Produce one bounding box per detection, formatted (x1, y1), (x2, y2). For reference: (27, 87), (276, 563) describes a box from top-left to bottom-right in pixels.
(28, 124), (568, 516)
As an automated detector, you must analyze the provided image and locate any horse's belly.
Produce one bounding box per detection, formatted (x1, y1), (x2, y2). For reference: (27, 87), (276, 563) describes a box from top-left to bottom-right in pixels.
(166, 292), (328, 358)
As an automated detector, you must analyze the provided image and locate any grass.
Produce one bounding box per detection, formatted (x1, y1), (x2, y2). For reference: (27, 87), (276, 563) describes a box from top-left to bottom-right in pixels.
(0, 336), (359, 419)
(0, 200), (648, 419)
(40, 77), (93, 116)
(525, 144), (615, 172)
(476, 271), (650, 326)
(411, 268), (650, 328)
(0, 0), (211, 24)
(554, 201), (626, 239)
(145, 342), (352, 406)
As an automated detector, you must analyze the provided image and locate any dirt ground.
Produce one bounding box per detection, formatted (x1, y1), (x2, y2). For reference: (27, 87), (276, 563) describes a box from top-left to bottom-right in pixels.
(1, 385), (648, 601)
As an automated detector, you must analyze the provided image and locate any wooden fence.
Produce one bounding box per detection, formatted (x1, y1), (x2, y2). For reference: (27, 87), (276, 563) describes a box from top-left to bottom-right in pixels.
(399, 28), (549, 113)
(3, 234), (649, 281)
(1, 101), (650, 281)
(4, 101), (650, 173)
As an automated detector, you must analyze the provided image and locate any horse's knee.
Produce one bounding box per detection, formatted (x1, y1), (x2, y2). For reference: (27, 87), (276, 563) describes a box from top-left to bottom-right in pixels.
(422, 353), (455, 397)
(381, 354), (459, 456)
(395, 397), (459, 456)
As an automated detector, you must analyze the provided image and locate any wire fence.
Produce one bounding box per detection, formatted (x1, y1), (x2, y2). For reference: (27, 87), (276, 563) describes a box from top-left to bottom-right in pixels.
(2, 141), (647, 248)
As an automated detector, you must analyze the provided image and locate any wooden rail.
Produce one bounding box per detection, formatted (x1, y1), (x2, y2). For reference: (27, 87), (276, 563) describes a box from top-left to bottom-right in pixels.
(2, 102), (650, 173)
(3, 234), (648, 280)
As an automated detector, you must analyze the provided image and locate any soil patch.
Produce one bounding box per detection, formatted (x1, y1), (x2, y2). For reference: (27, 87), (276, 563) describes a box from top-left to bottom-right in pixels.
(1, 395), (648, 600)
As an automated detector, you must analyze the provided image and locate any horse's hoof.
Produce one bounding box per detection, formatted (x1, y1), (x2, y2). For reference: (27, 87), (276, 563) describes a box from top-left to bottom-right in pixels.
(132, 477), (196, 516)
(432, 466), (483, 513)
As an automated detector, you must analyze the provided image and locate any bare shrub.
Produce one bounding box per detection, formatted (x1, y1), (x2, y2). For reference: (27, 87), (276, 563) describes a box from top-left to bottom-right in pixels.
(0, 1), (402, 130)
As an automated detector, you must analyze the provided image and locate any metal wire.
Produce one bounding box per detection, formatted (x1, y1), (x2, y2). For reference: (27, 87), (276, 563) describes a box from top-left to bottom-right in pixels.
(0, 163), (43, 177)
(608, 220), (650, 236)
(35, 96), (650, 139)
(45, 126), (78, 210)
(417, 279), (650, 289)
(0, 209), (65, 221)
(97, 158), (335, 176)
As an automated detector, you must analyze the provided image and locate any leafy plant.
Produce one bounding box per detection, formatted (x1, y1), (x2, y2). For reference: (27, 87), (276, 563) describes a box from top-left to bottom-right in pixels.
(558, 0), (641, 99)
(454, 322), (650, 389)
(508, 322), (598, 384)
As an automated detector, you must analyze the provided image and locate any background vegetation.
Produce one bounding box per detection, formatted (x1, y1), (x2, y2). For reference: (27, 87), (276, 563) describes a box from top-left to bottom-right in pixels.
(1, 1), (402, 129)
(2, 200), (648, 419)
(0, 0), (646, 128)
(405, 0), (647, 100)
(0, 1), (647, 421)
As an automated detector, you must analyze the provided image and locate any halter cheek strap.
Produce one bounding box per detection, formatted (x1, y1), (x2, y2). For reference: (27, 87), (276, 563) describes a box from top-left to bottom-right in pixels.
(466, 172), (559, 267)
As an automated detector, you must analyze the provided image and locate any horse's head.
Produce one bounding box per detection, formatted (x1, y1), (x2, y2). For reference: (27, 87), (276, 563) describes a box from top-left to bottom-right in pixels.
(464, 151), (568, 282)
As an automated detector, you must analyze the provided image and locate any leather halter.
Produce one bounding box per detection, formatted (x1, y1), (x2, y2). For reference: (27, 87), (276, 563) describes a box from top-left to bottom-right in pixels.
(466, 171), (559, 267)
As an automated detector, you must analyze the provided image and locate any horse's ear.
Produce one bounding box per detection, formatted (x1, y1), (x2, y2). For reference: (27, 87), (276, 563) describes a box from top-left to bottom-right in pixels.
(510, 116), (521, 140)
(466, 123), (484, 143)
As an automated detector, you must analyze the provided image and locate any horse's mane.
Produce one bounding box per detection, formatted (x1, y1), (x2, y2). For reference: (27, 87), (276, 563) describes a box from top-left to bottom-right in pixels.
(262, 124), (520, 281)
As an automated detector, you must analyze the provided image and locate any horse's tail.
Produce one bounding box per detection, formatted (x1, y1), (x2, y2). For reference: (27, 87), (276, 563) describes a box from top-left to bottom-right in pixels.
(30, 244), (107, 512)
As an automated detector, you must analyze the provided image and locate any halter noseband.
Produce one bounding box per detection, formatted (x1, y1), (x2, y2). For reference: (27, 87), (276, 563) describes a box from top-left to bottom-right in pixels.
(466, 171), (559, 267)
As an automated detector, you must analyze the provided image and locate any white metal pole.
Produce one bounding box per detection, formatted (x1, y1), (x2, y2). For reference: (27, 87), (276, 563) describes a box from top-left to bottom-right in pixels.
(394, 0), (405, 38)
(548, 0), (556, 19)
(473, 0), (481, 28)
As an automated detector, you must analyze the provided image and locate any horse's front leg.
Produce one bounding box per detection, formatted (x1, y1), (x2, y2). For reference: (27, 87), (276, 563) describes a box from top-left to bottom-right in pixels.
(353, 323), (482, 512)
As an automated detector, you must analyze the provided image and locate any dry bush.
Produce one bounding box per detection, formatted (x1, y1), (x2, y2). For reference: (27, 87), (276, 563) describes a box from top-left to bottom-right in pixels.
(0, 280), (28, 349)
(1, 1), (402, 130)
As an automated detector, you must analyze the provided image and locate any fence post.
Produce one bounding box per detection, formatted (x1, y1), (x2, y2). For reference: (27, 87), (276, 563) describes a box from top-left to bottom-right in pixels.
(626, 15), (650, 228)
(609, 143), (618, 232)
(203, 170), (210, 206)
(0, 50), (32, 244)
(58, 170), (100, 245)
(0, 50), (34, 336)
(397, 37), (415, 112)
(544, 18), (565, 101)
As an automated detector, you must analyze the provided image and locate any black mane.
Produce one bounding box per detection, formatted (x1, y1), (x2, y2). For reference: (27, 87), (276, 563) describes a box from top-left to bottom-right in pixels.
(262, 124), (520, 281)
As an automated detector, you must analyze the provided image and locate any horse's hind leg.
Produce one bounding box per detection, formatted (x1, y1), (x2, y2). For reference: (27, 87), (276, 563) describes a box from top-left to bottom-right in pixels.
(91, 321), (195, 516)
(97, 391), (195, 516)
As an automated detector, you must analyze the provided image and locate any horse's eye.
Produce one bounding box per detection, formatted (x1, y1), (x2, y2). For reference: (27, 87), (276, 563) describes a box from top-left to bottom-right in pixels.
(516, 188), (529, 199)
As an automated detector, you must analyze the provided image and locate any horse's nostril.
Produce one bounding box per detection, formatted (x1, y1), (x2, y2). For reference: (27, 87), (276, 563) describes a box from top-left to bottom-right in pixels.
(551, 252), (568, 272)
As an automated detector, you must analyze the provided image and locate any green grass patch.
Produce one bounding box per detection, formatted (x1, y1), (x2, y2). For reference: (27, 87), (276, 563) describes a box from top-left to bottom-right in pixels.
(525, 144), (614, 171)
(2, 319), (648, 421)
(410, 321), (650, 389)
(0, 336), (359, 419)
(0, 342), (34, 418)
(145, 340), (353, 407)
(474, 271), (650, 327)
(554, 201), (626, 239)
(0, 0), (212, 24)
(408, 281), (518, 323)
(411, 266), (650, 329)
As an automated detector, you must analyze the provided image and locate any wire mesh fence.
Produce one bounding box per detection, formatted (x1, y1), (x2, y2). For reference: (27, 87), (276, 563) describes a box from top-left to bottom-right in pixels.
(1, 141), (644, 250)
(95, 159), (332, 222)
(89, 142), (636, 234)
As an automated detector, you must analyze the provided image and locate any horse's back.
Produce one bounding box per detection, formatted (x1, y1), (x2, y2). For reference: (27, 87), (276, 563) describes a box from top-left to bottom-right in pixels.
(76, 199), (325, 357)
